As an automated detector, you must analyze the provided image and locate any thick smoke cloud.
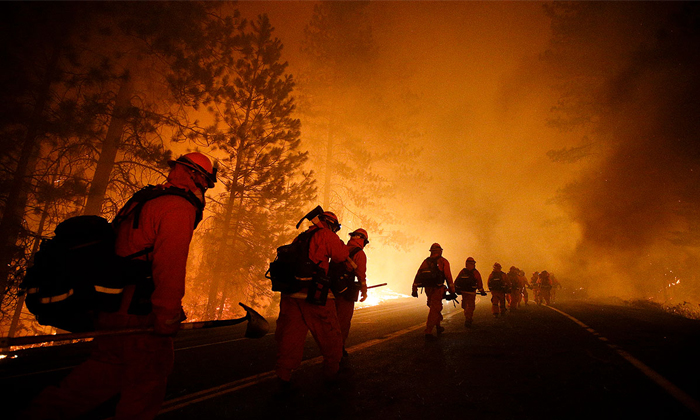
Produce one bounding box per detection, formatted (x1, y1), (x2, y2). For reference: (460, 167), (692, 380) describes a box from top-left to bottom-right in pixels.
(237, 2), (700, 303)
(554, 3), (700, 300)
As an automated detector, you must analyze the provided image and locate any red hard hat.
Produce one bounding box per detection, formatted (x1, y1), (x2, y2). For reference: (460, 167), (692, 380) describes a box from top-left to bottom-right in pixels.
(322, 211), (338, 224)
(466, 257), (476, 264)
(429, 243), (443, 251)
(350, 228), (368, 240)
(169, 152), (217, 188)
(320, 211), (341, 232)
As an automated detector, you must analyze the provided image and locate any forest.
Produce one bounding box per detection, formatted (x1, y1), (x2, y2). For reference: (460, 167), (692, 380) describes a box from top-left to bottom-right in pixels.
(0, 2), (424, 339)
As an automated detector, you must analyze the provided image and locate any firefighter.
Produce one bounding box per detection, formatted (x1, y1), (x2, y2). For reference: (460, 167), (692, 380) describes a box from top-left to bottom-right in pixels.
(412, 243), (455, 339)
(454, 257), (485, 327)
(333, 228), (369, 360)
(275, 211), (349, 387)
(538, 270), (553, 305)
(487, 262), (510, 316)
(24, 152), (216, 420)
(519, 269), (530, 305)
(507, 266), (521, 311)
(531, 271), (541, 305)
(550, 272), (561, 304)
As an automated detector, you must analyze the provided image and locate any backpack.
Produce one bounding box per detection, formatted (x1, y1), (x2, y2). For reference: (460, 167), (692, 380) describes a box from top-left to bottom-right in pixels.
(454, 268), (478, 293)
(21, 185), (202, 333)
(415, 257), (445, 288)
(539, 273), (552, 289)
(489, 271), (506, 291)
(507, 271), (520, 292)
(266, 228), (323, 294)
(329, 247), (362, 301)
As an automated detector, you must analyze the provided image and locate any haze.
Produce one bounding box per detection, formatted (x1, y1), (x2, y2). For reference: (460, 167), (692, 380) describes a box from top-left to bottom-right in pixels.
(2, 1), (698, 328)
(241, 1), (699, 304)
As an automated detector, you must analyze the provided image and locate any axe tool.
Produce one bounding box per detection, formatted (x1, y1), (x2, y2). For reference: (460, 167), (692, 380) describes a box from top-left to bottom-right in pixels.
(1, 303), (269, 349)
(295, 205), (324, 229)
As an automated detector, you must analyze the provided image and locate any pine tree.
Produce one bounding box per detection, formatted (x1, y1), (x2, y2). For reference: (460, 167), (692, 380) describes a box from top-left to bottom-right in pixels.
(189, 15), (315, 319)
(0, 2), (243, 317)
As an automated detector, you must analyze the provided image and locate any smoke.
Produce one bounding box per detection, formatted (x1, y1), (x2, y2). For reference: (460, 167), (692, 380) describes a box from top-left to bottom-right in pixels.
(235, 2), (700, 303)
(553, 3), (700, 301)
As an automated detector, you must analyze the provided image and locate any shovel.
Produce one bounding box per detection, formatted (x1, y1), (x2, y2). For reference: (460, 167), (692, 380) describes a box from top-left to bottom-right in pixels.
(1, 303), (269, 349)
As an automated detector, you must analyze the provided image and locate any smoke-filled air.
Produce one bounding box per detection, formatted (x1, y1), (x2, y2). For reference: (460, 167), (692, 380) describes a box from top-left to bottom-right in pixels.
(2, 1), (699, 335)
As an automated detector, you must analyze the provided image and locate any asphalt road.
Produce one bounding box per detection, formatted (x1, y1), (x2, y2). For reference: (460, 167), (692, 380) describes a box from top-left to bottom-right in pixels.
(3, 296), (700, 419)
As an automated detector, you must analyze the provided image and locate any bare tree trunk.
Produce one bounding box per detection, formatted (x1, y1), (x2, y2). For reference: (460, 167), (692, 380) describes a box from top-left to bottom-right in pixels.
(205, 94), (255, 319)
(205, 191), (235, 318)
(205, 188), (248, 319)
(4, 201), (51, 347)
(83, 71), (133, 216)
(0, 41), (61, 305)
(322, 116), (333, 209)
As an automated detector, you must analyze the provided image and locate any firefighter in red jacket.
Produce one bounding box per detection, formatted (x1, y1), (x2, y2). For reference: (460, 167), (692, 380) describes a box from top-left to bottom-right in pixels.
(275, 211), (349, 386)
(412, 243), (455, 339)
(550, 272), (561, 304)
(538, 270), (553, 305)
(25, 152), (216, 420)
(333, 228), (369, 360)
(519, 269), (530, 305)
(488, 262), (510, 317)
(531, 271), (541, 304)
(507, 266), (521, 311)
(454, 257), (485, 327)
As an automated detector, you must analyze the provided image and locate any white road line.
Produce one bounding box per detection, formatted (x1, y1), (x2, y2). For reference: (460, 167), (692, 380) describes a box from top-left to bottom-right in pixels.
(158, 311), (461, 414)
(545, 305), (700, 417)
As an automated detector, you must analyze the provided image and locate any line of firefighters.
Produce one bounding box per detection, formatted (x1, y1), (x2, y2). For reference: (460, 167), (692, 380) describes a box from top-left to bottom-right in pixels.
(412, 243), (561, 339)
(21, 162), (563, 419)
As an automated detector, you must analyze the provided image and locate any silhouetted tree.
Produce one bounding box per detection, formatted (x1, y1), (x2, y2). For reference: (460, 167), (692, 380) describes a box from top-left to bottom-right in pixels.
(188, 15), (315, 319)
(0, 2), (243, 319)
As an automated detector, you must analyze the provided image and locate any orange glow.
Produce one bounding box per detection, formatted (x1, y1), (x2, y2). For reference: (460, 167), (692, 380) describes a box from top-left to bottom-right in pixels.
(355, 288), (411, 309)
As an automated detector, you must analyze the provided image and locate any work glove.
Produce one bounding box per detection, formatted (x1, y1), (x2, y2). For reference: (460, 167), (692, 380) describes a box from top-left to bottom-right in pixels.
(360, 284), (368, 302)
(154, 308), (187, 336)
(411, 287), (418, 298)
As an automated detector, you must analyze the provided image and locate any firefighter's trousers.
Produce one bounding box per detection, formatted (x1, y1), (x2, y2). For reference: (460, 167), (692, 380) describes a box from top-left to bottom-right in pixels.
(540, 286), (552, 305)
(491, 290), (507, 314)
(334, 297), (356, 347)
(509, 290), (521, 310)
(275, 294), (343, 381)
(24, 334), (174, 420)
(460, 292), (477, 324)
(424, 286), (446, 334)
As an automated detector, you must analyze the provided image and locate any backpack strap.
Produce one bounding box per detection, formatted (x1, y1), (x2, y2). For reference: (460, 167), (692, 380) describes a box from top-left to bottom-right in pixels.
(349, 246), (362, 259)
(113, 185), (204, 230)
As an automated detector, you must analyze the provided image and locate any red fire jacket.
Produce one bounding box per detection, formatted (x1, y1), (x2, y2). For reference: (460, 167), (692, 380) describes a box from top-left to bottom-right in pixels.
(107, 165), (200, 334)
